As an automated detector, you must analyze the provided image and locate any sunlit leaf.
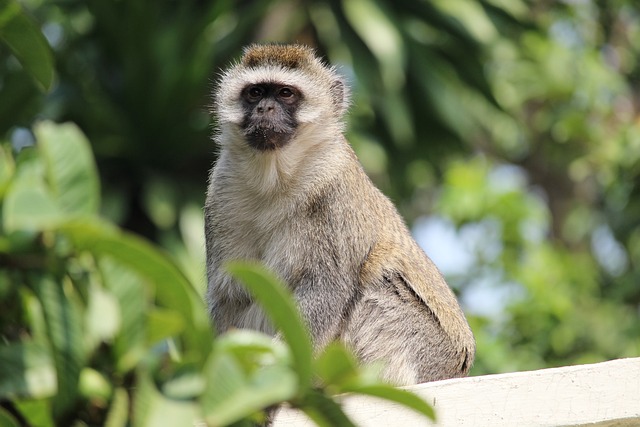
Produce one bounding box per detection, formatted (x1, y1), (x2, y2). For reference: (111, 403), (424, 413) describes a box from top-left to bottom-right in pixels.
(315, 342), (358, 386)
(85, 284), (121, 353)
(35, 121), (100, 216)
(57, 219), (211, 357)
(0, 342), (56, 400)
(226, 261), (313, 390)
(214, 329), (291, 375)
(146, 308), (186, 345)
(33, 274), (85, 417)
(13, 400), (54, 427)
(134, 370), (202, 427)
(98, 257), (147, 372)
(104, 387), (129, 427)
(0, 144), (14, 198)
(3, 182), (61, 232)
(78, 368), (112, 401)
(202, 346), (297, 426)
(162, 371), (205, 400)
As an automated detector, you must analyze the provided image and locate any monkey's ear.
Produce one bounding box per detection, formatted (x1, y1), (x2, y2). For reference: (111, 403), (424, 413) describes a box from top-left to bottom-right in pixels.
(330, 79), (350, 117)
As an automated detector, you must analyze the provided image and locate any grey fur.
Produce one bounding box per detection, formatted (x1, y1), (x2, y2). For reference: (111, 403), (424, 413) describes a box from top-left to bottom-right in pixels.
(205, 44), (475, 385)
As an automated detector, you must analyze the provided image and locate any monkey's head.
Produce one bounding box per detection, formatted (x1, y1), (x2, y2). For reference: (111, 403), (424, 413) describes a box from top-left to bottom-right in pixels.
(214, 44), (350, 151)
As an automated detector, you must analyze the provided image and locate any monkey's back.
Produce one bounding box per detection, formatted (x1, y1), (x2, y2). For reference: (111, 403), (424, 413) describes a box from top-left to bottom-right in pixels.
(322, 144), (476, 383)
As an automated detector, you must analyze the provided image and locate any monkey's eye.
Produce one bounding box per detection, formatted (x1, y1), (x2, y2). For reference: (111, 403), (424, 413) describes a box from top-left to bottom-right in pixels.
(246, 85), (264, 101)
(278, 87), (294, 98)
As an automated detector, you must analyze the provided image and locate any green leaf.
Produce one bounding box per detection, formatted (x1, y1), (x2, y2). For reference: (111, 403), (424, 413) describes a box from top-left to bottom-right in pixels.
(202, 343), (297, 427)
(99, 257), (146, 373)
(0, 0), (54, 91)
(146, 308), (186, 345)
(341, 384), (436, 421)
(78, 368), (112, 401)
(57, 219), (211, 359)
(226, 261), (313, 390)
(162, 371), (205, 400)
(2, 182), (62, 232)
(315, 342), (359, 387)
(13, 400), (54, 427)
(33, 274), (85, 417)
(0, 144), (14, 198)
(0, 407), (20, 427)
(299, 390), (356, 427)
(85, 284), (121, 353)
(35, 121), (100, 216)
(214, 329), (291, 375)
(0, 342), (56, 400)
(104, 387), (129, 427)
(133, 370), (202, 427)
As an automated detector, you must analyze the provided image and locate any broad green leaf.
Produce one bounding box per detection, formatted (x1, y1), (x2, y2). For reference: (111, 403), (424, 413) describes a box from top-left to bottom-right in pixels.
(0, 0), (54, 91)
(202, 347), (297, 426)
(146, 308), (186, 345)
(78, 368), (112, 401)
(104, 387), (129, 427)
(3, 182), (61, 232)
(35, 121), (100, 216)
(0, 342), (56, 400)
(22, 288), (49, 348)
(0, 408), (20, 427)
(213, 329), (292, 382)
(315, 342), (359, 386)
(162, 371), (205, 400)
(341, 384), (436, 421)
(34, 274), (85, 417)
(85, 284), (121, 353)
(0, 144), (14, 198)
(134, 370), (202, 427)
(201, 350), (244, 417)
(299, 390), (356, 427)
(58, 219), (211, 358)
(226, 261), (312, 390)
(13, 400), (54, 427)
(99, 257), (146, 373)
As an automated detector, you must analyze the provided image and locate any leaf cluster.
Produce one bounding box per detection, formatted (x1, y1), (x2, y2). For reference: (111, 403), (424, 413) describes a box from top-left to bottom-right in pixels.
(0, 120), (434, 425)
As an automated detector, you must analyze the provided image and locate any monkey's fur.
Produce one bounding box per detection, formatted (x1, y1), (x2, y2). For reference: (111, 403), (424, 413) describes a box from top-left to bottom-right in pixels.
(205, 44), (475, 384)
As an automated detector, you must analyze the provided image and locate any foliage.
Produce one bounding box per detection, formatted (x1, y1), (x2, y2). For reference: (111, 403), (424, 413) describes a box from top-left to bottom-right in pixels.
(0, 121), (434, 425)
(1, 0), (639, 423)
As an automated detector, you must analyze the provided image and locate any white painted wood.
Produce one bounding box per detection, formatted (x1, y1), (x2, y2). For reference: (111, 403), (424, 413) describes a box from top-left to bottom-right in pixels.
(274, 358), (640, 427)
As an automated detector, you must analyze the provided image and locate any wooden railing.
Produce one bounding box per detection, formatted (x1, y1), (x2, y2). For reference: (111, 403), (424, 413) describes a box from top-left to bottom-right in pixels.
(274, 357), (640, 426)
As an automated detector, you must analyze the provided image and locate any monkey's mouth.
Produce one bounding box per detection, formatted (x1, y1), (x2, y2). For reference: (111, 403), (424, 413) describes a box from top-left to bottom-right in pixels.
(243, 124), (294, 151)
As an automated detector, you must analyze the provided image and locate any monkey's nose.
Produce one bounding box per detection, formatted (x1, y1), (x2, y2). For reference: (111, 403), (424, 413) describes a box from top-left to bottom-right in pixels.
(256, 100), (276, 114)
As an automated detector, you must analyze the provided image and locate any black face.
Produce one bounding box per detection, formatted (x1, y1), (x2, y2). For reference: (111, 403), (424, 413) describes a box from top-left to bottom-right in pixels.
(240, 83), (302, 151)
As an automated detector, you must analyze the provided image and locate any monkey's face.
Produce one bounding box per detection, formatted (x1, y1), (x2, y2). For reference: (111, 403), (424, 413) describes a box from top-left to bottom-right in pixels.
(240, 83), (301, 151)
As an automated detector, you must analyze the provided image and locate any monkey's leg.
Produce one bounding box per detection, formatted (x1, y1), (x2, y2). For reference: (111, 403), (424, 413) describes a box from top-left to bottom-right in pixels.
(342, 274), (468, 385)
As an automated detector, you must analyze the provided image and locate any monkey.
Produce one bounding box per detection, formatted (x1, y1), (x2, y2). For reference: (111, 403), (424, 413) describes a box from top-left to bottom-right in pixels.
(204, 43), (475, 385)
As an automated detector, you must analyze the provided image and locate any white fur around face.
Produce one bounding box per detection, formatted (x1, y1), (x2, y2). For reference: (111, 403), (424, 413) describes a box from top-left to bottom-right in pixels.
(216, 65), (330, 124)
(212, 58), (350, 196)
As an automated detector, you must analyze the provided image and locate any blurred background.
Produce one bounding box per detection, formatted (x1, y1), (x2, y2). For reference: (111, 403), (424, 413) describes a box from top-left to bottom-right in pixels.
(3, 0), (640, 376)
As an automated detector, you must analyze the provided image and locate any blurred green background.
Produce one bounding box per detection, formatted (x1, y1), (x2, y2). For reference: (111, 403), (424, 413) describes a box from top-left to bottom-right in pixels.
(3, 0), (640, 379)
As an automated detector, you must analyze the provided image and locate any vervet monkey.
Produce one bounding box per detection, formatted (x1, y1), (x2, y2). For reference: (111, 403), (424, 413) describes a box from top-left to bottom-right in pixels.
(205, 44), (475, 384)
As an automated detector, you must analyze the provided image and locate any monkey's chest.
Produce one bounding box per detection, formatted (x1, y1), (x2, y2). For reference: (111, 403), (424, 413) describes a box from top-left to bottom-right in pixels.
(218, 206), (300, 269)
